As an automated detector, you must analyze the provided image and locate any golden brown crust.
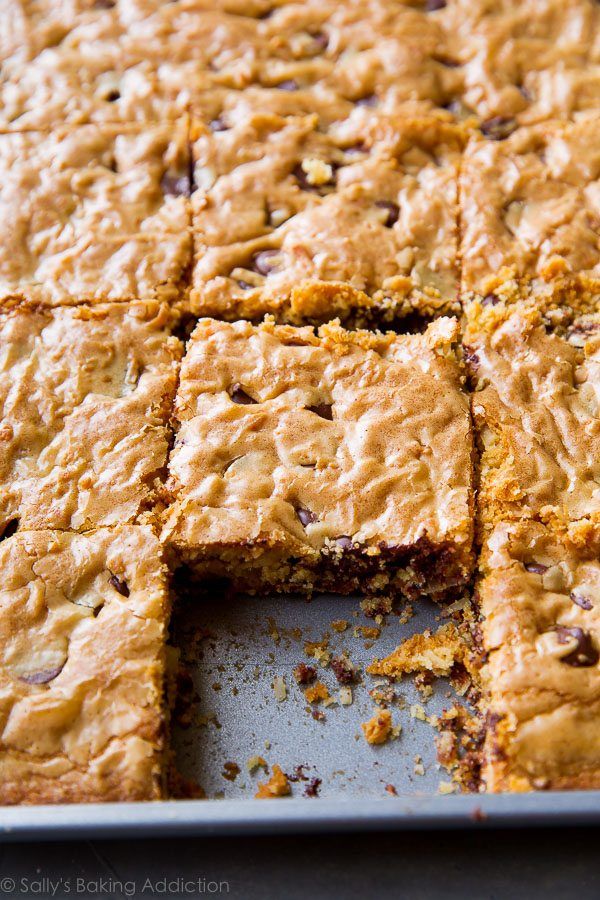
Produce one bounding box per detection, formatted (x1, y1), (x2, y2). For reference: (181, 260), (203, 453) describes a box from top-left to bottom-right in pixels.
(0, 526), (170, 804)
(163, 316), (474, 598)
(460, 119), (600, 299)
(464, 297), (600, 551)
(0, 301), (182, 533)
(190, 110), (464, 323)
(447, 0), (600, 126)
(0, 121), (191, 306)
(479, 521), (600, 792)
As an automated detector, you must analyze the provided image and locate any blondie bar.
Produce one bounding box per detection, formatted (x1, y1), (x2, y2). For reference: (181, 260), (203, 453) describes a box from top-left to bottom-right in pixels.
(480, 520), (600, 791)
(163, 316), (474, 600)
(460, 118), (600, 302)
(190, 111), (462, 324)
(463, 296), (600, 550)
(0, 121), (191, 306)
(0, 525), (170, 804)
(0, 302), (182, 535)
(447, 0), (599, 126)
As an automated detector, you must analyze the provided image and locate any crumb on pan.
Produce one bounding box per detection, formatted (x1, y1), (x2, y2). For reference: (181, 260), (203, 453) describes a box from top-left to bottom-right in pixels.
(361, 708), (393, 745)
(255, 764), (291, 799)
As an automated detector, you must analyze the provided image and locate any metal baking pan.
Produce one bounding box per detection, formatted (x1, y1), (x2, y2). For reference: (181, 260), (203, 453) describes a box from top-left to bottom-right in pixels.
(2, 589), (600, 839)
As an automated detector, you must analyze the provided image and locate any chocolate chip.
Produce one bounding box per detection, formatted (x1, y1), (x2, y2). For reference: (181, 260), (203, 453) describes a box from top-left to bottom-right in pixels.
(462, 346), (480, 370)
(433, 54), (460, 68)
(275, 79), (298, 91)
(480, 116), (517, 140)
(344, 142), (369, 157)
(0, 518), (19, 541)
(250, 249), (280, 275)
(237, 279), (255, 290)
(355, 93), (377, 107)
(307, 403), (333, 420)
(310, 31), (329, 50)
(555, 626), (599, 667)
(336, 536), (354, 549)
(525, 562), (548, 574)
(94, 0), (115, 8)
(517, 84), (532, 101)
(105, 89), (120, 102)
(229, 384), (257, 404)
(426, 0), (447, 9)
(161, 171), (191, 197)
(482, 293), (500, 306)
(222, 455), (242, 473)
(331, 656), (355, 685)
(20, 664), (64, 685)
(375, 200), (400, 227)
(303, 777), (322, 797)
(571, 592), (593, 611)
(296, 506), (317, 527)
(109, 572), (130, 597)
(293, 662), (316, 685)
(209, 117), (229, 132)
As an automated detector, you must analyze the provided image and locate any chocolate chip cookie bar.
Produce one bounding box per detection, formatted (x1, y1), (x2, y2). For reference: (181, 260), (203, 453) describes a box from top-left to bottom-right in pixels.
(0, 301), (182, 535)
(447, 0), (600, 127)
(480, 520), (600, 791)
(164, 0), (460, 111)
(162, 316), (475, 600)
(460, 118), (600, 303)
(0, 121), (191, 307)
(463, 296), (600, 550)
(190, 110), (463, 324)
(0, 525), (170, 804)
(0, 48), (190, 132)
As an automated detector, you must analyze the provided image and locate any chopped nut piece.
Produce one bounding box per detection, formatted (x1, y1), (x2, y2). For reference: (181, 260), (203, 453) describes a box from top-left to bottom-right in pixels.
(438, 781), (456, 794)
(410, 704), (427, 722)
(272, 675), (287, 701)
(246, 756), (268, 774)
(413, 755), (425, 776)
(300, 157), (334, 186)
(339, 686), (353, 706)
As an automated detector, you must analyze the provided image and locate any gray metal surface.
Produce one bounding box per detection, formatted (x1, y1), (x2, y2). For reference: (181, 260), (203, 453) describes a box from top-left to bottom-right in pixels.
(2, 588), (600, 839)
(171, 590), (453, 800)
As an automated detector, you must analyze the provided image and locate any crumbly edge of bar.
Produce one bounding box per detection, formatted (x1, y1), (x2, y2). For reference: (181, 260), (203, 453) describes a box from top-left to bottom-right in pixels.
(188, 277), (462, 328)
(171, 533), (474, 604)
(462, 289), (600, 550)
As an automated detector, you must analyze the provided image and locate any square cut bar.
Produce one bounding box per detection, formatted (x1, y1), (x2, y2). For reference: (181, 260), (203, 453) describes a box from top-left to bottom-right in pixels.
(0, 121), (191, 307)
(0, 525), (170, 804)
(460, 118), (600, 303)
(446, 0), (600, 127)
(0, 301), (182, 535)
(463, 297), (600, 551)
(141, 0), (460, 112)
(480, 520), (600, 792)
(163, 316), (475, 601)
(190, 111), (463, 325)
(0, 46), (191, 132)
